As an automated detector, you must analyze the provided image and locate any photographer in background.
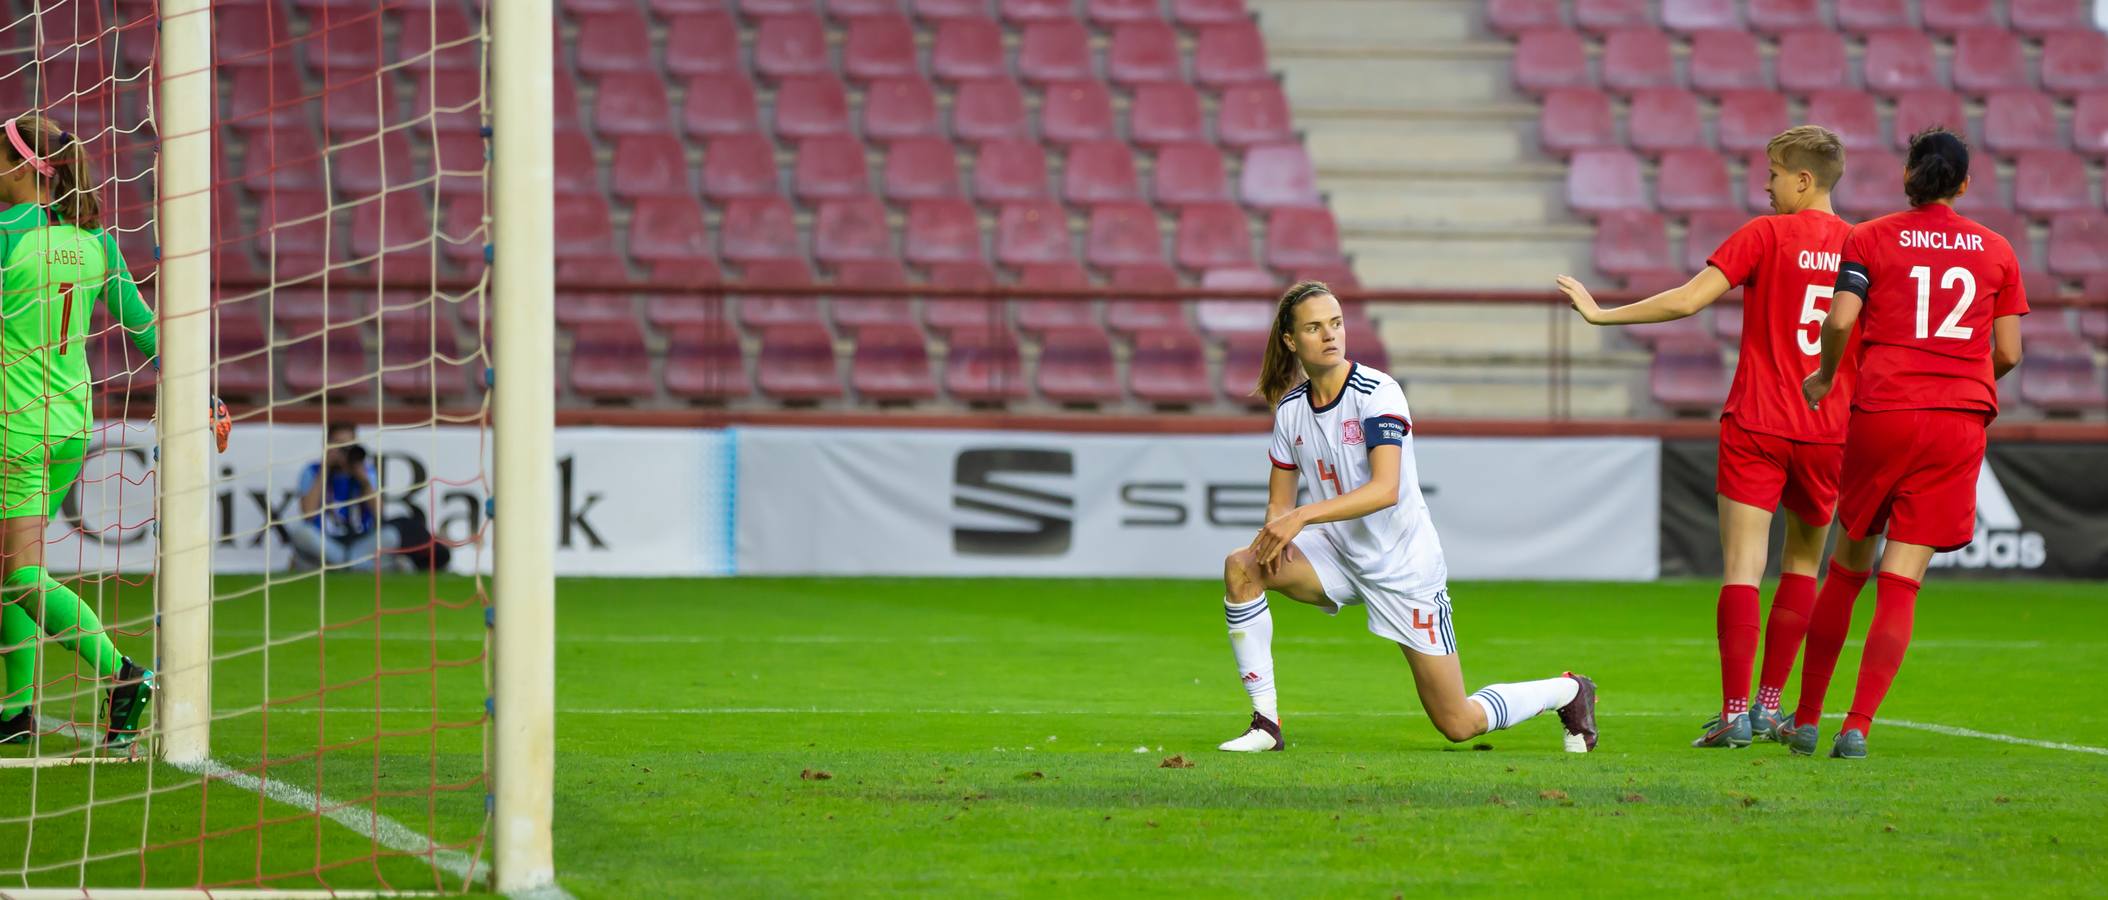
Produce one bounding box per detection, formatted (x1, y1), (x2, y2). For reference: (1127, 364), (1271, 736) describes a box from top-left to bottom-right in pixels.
(286, 421), (399, 571)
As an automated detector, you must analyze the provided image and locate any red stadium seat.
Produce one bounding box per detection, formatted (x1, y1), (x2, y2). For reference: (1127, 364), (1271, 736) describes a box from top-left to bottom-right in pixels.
(348, 192), (433, 281)
(1863, 31), (1942, 96)
(2016, 151), (2092, 217)
(1565, 149), (1648, 216)
(1085, 202), (1167, 269)
(754, 13), (832, 80)
(2020, 335), (2108, 414)
(1108, 21), (1183, 87)
(814, 198), (894, 264)
(1593, 210), (1671, 274)
(1627, 89), (1706, 156)
(774, 75), (853, 140)
(843, 15), (920, 82)
(1240, 143), (1322, 209)
(884, 137), (965, 200)
(2041, 33), (2108, 97)
(973, 138), (1052, 201)
(794, 136), (873, 201)
(1575, 0), (1651, 33)
(1538, 88), (1616, 158)
(2012, 0), (2085, 38)
(1805, 91), (1883, 151)
(1064, 141), (1143, 204)
(1984, 91), (2061, 156)
(1020, 20), (1094, 84)
(1037, 326), (1122, 406)
(915, 0), (996, 18)
(628, 196), (712, 267)
(735, 259), (824, 331)
(1966, 209), (2033, 263)
(1087, 0), (1162, 25)
(1219, 336), (1270, 408)
(1512, 30), (1590, 96)
(931, 17), (1007, 82)
(379, 310), (474, 403)
(943, 330), (1030, 405)
(922, 261), (1003, 338)
(1746, 0), (1824, 34)
(1130, 82), (1208, 148)
(1105, 265), (1188, 334)
(1688, 30), (1763, 95)
(683, 74), (764, 138)
(863, 77), (942, 142)
(1129, 327), (1215, 406)
(319, 72), (400, 136)
(552, 131), (601, 197)
(757, 323), (844, 402)
(213, 311), (274, 401)
(1176, 203), (1255, 269)
(281, 324), (372, 401)
(594, 73), (674, 135)
(664, 325), (751, 403)
(255, 189), (336, 277)
(1774, 29), (1850, 95)
(1217, 82), (1293, 149)
(1193, 22), (1271, 88)
(243, 126), (326, 192)
(576, 10), (653, 76)
(905, 198), (986, 265)
(996, 201), (1075, 266)
(1716, 91), (1790, 154)
(952, 78), (1032, 143)
(611, 134), (690, 200)
(720, 197), (803, 263)
(1739, 149), (1776, 212)
(412, 63), (488, 135)
(272, 289), (376, 330)
(849, 322), (939, 403)
(1955, 157), (2006, 215)
(1650, 338), (1730, 413)
(1833, 148), (1902, 219)
(1662, 0), (1738, 34)
(1601, 28), (1676, 94)
(828, 259), (915, 333)
(1172, 0), (1247, 27)
(702, 135), (782, 200)
(1953, 29), (2030, 96)
(1013, 263), (1100, 334)
(1266, 207), (1344, 271)
(1836, 0), (1909, 35)
(1041, 79), (1117, 144)
(666, 13), (743, 78)
(568, 322), (656, 402)
(1488, 0), (1564, 36)
(1890, 92), (1966, 151)
(1921, 0), (1998, 35)
(2080, 300), (2108, 347)
(1000, 0), (1076, 21)
(1656, 150), (1736, 215)
(643, 262), (728, 327)
(311, 15), (383, 72)
(2075, 94), (2108, 158)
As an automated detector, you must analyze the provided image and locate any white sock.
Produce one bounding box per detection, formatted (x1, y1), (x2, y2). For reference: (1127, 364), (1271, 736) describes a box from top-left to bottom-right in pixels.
(1224, 595), (1277, 722)
(1468, 676), (1579, 732)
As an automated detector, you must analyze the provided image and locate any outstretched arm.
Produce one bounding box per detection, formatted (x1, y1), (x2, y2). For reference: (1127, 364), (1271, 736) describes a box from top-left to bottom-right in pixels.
(1557, 268), (1733, 325)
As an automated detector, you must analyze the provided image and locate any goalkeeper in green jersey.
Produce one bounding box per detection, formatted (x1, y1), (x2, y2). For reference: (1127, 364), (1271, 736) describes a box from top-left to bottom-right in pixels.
(0, 114), (194, 748)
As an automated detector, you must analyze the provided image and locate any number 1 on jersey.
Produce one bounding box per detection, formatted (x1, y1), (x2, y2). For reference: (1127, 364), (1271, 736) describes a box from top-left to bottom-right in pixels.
(1910, 265), (1977, 340)
(1315, 457), (1344, 496)
(56, 282), (76, 356)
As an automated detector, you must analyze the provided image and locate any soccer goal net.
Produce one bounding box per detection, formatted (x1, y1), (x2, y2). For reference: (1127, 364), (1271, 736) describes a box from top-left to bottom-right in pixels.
(0, 0), (555, 894)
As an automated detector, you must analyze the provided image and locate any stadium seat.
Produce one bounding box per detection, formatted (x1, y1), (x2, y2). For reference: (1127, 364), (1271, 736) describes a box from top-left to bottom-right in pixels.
(318, 72), (399, 136)
(2020, 335), (2108, 414)
(1833, 148), (1902, 219)
(1662, 0), (1739, 34)
(1129, 82), (1208, 148)
(1176, 203), (1255, 269)
(1036, 326), (1122, 406)
(1129, 327), (1216, 406)
(1266, 207), (1345, 272)
(1774, 29), (1850, 95)
(664, 325), (751, 403)
(915, 0), (997, 19)
(1601, 28), (1676, 94)
(1565, 149), (1648, 216)
(348, 192), (434, 281)
(549, 131), (602, 197)
(271, 288), (376, 330)
(1013, 263), (1100, 334)
(1104, 265), (1188, 334)
(255, 189), (335, 274)
(666, 12), (743, 78)
(1172, 0), (1247, 26)
(1967, 209), (2033, 263)
(1921, 0), (1999, 35)
(1805, 91), (1883, 151)
(1687, 30), (1763, 95)
(996, 201), (1075, 266)
(1575, 0), (1651, 33)
(1229, 142), (1317, 209)
(2076, 94), (2108, 158)
(1064, 141), (1143, 204)
(1020, 20), (1094, 84)
(611, 134), (691, 200)
(1984, 91), (2062, 155)
(702, 135), (783, 200)
(413, 64), (488, 135)
(643, 261), (728, 327)
(1193, 22), (1271, 88)
(943, 329), (1029, 404)
(1085, 202), (1167, 269)
(2011, 0), (2085, 38)
(843, 14), (920, 82)
(214, 2), (293, 67)
(884, 137), (965, 200)
(849, 322), (939, 403)
(1218, 336), (1270, 409)
(999, 0), (1075, 22)
(1746, 0), (1822, 33)
(813, 198), (894, 264)
(719, 196), (804, 263)
(735, 258), (824, 331)
(757, 323), (844, 402)
(1204, 84), (1289, 152)
(1836, 0), (1909, 35)
(2043, 32), (2108, 97)
(1108, 21), (1183, 87)
(1512, 30), (1590, 96)
(1656, 150), (1735, 214)
(2080, 301), (2108, 347)
(213, 311), (275, 401)
(379, 310), (474, 403)
(568, 322), (656, 402)
(1087, 0), (1162, 24)
(281, 323), (372, 401)
(312, 15), (383, 72)
(827, 0), (901, 13)
(1538, 88), (1616, 158)
(1627, 89), (1706, 156)
(1953, 29), (2030, 96)
(1957, 155), (2010, 213)
(576, 10), (653, 76)
(1650, 338), (1730, 413)
(2048, 214), (2108, 276)
(242, 126), (326, 192)
(683, 74), (764, 138)
(1040, 79), (1117, 144)
(1863, 31), (1942, 96)
(931, 17), (1008, 82)
(828, 259), (916, 333)
(1487, 0), (1564, 36)
(594, 72), (674, 135)
(952, 78), (1032, 143)
(1715, 91), (1790, 154)
(905, 199), (987, 264)
(1593, 210), (1671, 275)
(2015, 151), (2092, 217)
(1890, 91), (1965, 151)
(754, 13), (832, 80)
(794, 136), (873, 201)
(863, 77), (943, 142)
(774, 75), (854, 140)
(973, 138), (1053, 201)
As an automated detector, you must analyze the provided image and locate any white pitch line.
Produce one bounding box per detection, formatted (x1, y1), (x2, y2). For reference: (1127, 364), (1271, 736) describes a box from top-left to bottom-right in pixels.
(1882, 719), (2108, 756)
(205, 631), (2060, 651)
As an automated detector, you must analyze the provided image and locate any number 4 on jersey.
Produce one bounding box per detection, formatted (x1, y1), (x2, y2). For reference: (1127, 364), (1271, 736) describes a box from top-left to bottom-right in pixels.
(1315, 458), (1344, 496)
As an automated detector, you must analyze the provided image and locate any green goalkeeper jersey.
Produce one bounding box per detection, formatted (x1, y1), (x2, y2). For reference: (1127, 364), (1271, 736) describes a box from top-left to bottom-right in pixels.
(0, 202), (158, 438)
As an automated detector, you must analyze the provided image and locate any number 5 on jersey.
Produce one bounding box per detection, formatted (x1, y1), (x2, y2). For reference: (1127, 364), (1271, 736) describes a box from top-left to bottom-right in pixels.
(1315, 457), (1344, 496)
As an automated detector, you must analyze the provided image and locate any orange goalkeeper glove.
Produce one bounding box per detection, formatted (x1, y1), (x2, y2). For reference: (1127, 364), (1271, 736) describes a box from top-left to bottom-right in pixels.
(210, 396), (231, 453)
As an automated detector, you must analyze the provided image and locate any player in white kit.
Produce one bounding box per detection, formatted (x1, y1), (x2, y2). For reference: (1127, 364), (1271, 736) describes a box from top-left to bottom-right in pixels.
(1217, 282), (1600, 753)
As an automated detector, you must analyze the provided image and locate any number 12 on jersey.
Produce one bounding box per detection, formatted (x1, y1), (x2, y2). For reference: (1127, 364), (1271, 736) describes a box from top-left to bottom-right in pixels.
(1910, 265), (1977, 340)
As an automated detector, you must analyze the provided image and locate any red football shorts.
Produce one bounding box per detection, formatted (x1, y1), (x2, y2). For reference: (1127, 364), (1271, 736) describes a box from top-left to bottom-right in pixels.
(1715, 415), (1844, 525)
(1836, 408), (1988, 552)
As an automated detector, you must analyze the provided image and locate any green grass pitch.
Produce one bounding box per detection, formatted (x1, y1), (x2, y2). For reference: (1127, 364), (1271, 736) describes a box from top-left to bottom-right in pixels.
(3, 575), (2105, 897)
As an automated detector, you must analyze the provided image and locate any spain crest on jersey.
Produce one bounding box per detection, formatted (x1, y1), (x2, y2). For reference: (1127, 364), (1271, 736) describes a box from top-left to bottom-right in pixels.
(1342, 419), (1364, 445)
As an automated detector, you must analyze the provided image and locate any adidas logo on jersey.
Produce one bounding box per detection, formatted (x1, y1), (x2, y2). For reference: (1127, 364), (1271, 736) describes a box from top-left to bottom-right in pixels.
(1931, 462), (2046, 571)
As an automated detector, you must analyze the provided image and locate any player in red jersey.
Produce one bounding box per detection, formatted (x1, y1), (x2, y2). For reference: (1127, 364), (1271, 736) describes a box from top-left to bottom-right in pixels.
(1794, 128), (2028, 759)
(1557, 126), (1856, 748)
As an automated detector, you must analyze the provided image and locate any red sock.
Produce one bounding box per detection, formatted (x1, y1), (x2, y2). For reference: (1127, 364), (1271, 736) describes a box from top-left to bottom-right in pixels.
(1717, 584), (1761, 716)
(1793, 561), (1870, 727)
(1755, 573), (1818, 710)
(1842, 573), (1920, 735)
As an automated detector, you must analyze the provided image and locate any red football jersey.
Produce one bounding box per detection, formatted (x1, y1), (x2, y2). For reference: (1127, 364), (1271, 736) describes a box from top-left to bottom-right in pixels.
(1834, 203), (2029, 417)
(1707, 208), (1856, 443)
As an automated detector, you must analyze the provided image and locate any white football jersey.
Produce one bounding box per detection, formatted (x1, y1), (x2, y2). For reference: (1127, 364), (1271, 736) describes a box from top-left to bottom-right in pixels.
(1268, 363), (1447, 599)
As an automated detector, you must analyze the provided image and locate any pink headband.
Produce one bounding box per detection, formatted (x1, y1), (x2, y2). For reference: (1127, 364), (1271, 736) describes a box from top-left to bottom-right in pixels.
(5, 119), (54, 178)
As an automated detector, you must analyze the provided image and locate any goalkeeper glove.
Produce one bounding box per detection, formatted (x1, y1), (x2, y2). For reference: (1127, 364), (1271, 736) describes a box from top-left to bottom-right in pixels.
(210, 396), (231, 453)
